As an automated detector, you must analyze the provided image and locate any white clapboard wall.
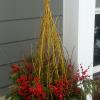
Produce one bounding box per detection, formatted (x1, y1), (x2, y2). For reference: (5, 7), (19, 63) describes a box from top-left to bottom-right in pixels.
(0, 0), (63, 95)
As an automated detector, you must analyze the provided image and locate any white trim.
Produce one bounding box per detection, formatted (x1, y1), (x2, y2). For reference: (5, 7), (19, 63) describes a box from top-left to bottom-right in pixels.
(95, 7), (100, 14)
(93, 65), (100, 73)
(63, 0), (95, 99)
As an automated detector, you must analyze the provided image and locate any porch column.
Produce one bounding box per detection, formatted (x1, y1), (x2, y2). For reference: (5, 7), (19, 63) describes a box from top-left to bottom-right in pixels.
(63, 0), (95, 99)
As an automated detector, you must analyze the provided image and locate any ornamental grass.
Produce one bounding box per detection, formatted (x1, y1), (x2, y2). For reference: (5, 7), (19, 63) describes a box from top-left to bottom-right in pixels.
(6, 0), (99, 100)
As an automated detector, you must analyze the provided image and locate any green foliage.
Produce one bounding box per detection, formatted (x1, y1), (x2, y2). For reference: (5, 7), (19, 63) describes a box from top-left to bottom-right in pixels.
(83, 79), (99, 95)
(6, 94), (21, 100)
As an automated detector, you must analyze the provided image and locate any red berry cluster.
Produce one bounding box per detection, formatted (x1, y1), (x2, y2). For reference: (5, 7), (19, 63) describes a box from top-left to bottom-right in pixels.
(48, 64), (90, 100)
(10, 63), (90, 100)
(16, 76), (45, 100)
(11, 64), (46, 100)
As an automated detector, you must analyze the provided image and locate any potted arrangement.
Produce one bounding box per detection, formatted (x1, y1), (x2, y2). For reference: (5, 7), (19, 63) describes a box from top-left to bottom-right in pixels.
(6, 0), (99, 100)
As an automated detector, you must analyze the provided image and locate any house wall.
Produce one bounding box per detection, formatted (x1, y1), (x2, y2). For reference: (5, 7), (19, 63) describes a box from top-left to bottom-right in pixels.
(96, 0), (100, 7)
(0, 0), (63, 95)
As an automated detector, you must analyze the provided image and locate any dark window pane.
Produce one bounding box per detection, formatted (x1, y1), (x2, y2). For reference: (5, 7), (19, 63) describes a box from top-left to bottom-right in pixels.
(94, 14), (100, 66)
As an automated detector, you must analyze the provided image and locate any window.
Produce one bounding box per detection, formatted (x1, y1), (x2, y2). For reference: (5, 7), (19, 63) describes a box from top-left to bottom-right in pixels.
(93, 0), (100, 77)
